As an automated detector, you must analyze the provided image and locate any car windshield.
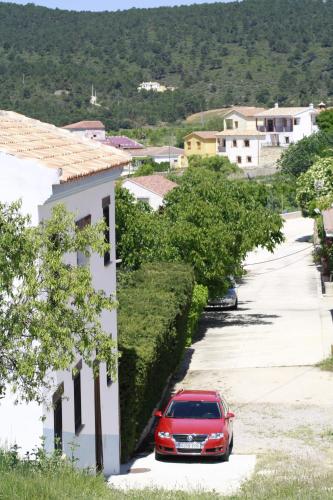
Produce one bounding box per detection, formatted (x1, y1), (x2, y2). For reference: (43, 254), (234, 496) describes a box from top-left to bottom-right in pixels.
(165, 401), (221, 419)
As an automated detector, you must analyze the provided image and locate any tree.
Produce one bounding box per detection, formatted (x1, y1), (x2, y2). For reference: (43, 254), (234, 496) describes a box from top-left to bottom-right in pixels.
(279, 131), (333, 177)
(188, 155), (239, 175)
(296, 158), (333, 216)
(317, 110), (333, 132)
(163, 169), (284, 295)
(0, 202), (117, 401)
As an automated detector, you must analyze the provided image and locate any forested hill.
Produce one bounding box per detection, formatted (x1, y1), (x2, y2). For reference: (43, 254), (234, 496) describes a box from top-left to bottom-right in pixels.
(1, 0), (333, 128)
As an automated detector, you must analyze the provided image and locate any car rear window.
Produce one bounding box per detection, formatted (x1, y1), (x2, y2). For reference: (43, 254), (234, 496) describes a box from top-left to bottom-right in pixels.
(165, 401), (221, 419)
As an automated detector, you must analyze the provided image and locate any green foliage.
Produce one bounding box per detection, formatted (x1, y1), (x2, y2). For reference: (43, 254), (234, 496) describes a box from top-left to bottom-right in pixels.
(279, 131), (333, 177)
(317, 110), (333, 132)
(186, 284), (208, 346)
(296, 157), (333, 216)
(116, 170), (284, 296)
(0, 202), (117, 401)
(188, 154), (239, 175)
(132, 160), (170, 177)
(258, 173), (299, 213)
(2, 1), (333, 127)
(117, 263), (194, 461)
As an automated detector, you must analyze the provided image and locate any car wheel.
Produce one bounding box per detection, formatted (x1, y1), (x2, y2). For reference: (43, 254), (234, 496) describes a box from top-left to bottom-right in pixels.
(229, 435), (234, 454)
(155, 450), (165, 461)
(219, 442), (230, 462)
(231, 300), (238, 311)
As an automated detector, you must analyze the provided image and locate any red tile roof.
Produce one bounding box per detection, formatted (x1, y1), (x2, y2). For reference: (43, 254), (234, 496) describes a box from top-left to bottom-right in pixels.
(125, 174), (177, 197)
(62, 120), (105, 130)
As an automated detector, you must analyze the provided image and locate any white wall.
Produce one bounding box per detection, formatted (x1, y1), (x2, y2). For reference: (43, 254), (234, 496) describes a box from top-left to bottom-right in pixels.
(69, 129), (106, 141)
(40, 177), (120, 475)
(223, 112), (259, 131)
(122, 179), (163, 211)
(0, 153), (60, 455)
(218, 136), (263, 167)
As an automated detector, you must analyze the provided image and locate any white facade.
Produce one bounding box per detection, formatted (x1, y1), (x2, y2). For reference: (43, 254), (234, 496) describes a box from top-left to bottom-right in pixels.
(122, 179), (164, 210)
(68, 129), (106, 141)
(216, 133), (266, 167)
(0, 152), (122, 475)
(223, 111), (258, 132)
(256, 105), (319, 147)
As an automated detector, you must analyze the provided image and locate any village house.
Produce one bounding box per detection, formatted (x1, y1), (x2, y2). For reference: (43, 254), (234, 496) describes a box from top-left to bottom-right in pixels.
(222, 106), (266, 131)
(216, 129), (266, 167)
(0, 110), (130, 475)
(122, 174), (177, 210)
(184, 131), (218, 158)
(103, 136), (144, 150)
(127, 146), (185, 170)
(255, 104), (319, 146)
(62, 120), (106, 141)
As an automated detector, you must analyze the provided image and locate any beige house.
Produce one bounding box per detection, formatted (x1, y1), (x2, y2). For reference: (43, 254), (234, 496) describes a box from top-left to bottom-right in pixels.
(184, 131), (218, 158)
(223, 107), (266, 131)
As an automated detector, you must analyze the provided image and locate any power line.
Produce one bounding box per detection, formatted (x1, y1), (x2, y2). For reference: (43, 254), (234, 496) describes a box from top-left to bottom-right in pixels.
(245, 244), (313, 266)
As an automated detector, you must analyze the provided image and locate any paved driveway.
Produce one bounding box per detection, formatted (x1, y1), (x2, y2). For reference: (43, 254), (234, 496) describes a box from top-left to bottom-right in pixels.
(110, 216), (333, 493)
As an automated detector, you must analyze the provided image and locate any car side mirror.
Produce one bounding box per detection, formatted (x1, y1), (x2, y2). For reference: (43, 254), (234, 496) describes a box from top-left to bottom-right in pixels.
(154, 410), (163, 418)
(226, 412), (235, 419)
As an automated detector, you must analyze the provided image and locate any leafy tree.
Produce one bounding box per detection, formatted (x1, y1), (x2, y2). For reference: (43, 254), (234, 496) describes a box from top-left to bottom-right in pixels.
(0, 202), (117, 401)
(188, 154), (239, 175)
(296, 157), (333, 216)
(317, 110), (333, 132)
(279, 131), (333, 177)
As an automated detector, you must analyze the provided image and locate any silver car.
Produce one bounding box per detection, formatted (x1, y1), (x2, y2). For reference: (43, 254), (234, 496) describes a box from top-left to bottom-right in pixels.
(207, 286), (238, 310)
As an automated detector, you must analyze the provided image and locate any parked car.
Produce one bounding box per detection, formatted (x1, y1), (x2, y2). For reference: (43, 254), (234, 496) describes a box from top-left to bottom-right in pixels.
(207, 285), (238, 310)
(154, 390), (235, 461)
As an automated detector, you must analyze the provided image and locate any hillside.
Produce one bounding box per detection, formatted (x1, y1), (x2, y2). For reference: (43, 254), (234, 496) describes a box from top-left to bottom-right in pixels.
(0, 0), (333, 128)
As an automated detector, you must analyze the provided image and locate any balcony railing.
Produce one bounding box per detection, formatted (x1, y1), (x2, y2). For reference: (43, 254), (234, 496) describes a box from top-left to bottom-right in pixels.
(257, 125), (293, 133)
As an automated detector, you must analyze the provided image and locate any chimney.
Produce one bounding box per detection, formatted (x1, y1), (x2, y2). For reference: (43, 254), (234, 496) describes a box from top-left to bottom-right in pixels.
(274, 102), (279, 108)
(309, 103), (314, 109)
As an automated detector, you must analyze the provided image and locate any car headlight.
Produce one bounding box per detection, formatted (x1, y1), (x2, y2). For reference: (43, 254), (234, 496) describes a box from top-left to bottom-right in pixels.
(158, 431), (171, 439)
(209, 433), (224, 439)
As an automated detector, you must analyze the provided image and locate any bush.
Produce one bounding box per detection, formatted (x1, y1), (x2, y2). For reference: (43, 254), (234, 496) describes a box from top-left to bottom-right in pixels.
(117, 262), (195, 462)
(186, 284), (208, 345)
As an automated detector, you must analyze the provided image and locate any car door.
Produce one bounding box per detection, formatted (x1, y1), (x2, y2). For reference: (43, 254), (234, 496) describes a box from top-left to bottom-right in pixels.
(221, 397), (233, 442)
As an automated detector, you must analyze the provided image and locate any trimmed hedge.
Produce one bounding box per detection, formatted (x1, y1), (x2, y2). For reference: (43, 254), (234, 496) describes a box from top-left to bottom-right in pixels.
(117, 262), (194, 462)
(186, 284), (208, 346)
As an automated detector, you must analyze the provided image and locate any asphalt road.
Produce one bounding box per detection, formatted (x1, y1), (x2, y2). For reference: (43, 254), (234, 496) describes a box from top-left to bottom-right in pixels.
(109, 216), (333, 494)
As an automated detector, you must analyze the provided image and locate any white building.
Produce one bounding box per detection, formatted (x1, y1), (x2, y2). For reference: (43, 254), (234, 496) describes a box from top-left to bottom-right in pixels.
(216, 130), (266, 167)
(255, 104), (319, 146)
(122, 175), (177, 210)
(222, 106), (266, 131)
(63, 120), (106, 141)
(0, 111), (130, 475)
(137, 81), (175, 93)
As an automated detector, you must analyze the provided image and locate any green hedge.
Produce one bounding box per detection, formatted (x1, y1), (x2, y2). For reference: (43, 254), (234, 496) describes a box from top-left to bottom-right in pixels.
(186, 284), (208, 346)
(117, 263), (194, 462)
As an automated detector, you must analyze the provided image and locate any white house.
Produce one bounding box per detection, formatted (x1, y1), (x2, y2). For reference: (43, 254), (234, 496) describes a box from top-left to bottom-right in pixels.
(222, 107), (266, 131)
(126, 146), (185, 172)
(62, 120), (106, 141)
(0, 110), (130, 475)
(255, 104), (319, 146)
(216, 130), (266, 167)
(122, 175), (177, 210)
(137, 81), (175, 93)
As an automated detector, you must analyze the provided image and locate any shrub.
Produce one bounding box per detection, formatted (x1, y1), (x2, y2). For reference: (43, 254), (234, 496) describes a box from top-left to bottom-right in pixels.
(117, 262), (194, 462)
(186, 284), (208, 345)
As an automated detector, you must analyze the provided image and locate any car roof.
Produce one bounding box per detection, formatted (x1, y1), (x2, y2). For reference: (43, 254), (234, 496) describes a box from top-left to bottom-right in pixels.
(172, 390), (221, 402)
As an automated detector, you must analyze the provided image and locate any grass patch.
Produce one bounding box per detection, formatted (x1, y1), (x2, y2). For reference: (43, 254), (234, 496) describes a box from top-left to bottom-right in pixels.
(316, 356), (333, 372)
(235, 454), (333, 500)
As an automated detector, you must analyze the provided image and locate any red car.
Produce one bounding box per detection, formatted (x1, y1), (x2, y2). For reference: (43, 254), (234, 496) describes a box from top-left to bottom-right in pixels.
(154, 390), (235, 461)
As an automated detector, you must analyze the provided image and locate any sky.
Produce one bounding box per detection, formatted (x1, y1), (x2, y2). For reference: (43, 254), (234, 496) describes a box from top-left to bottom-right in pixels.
(0, 0), (234, 11)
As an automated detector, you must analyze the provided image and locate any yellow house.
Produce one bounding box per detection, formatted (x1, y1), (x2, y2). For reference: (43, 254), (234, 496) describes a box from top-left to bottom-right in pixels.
(184, 131), (218, 158)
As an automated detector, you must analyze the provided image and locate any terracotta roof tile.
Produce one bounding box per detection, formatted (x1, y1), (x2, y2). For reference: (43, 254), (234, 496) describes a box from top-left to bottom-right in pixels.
(0, 111), (130, 182)
(184, 131), (218, 140)
(125, 174), (177, 197)
(62, 120), (105, 130)
(255, 107), (318, 117)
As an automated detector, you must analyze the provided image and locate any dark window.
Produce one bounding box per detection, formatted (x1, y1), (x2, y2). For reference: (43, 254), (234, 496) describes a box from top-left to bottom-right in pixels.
(244, 140), (250, 147)
(76, 215), (91, 267)
(247, 156), (252, 163)
(106, 361), (112, 386)
(165, 401), (221, 419)
(53, 383), (64, 451)
(102, 196), (111, 266)
(237, 156), (242, 164)
(233, 139), (237, 147)
(73, 360), (83, 434)
(285, 136), (290, 144)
